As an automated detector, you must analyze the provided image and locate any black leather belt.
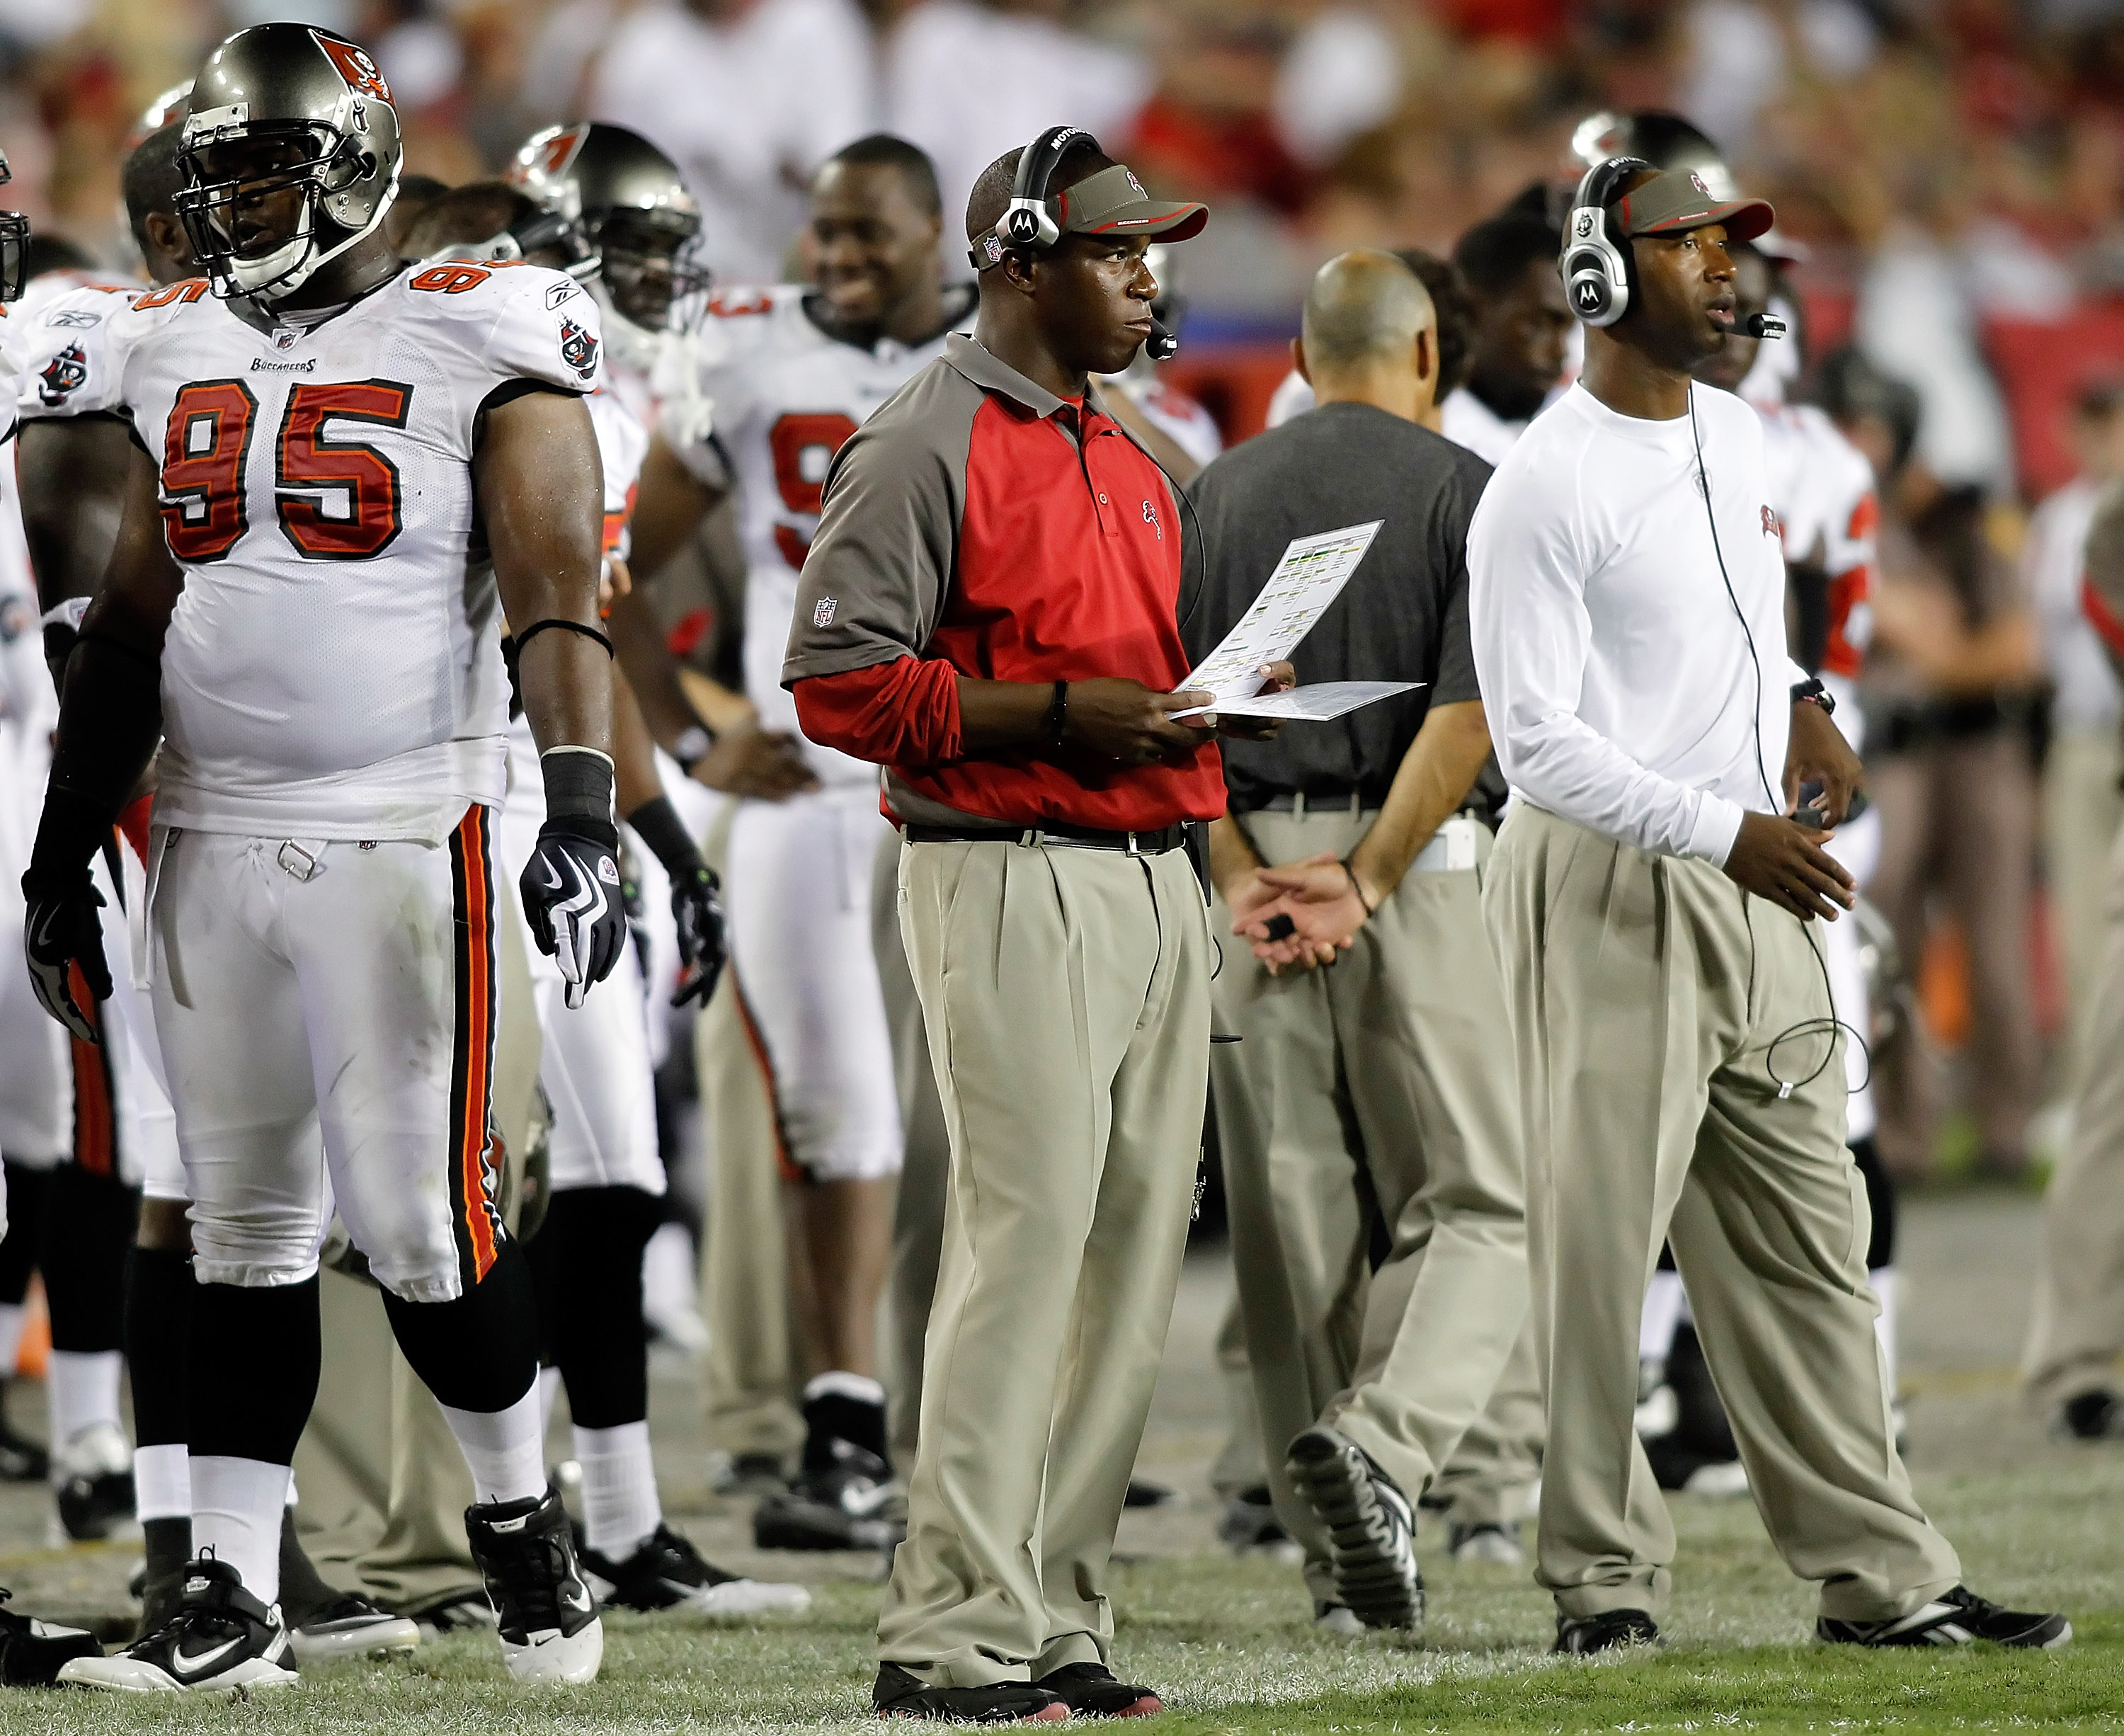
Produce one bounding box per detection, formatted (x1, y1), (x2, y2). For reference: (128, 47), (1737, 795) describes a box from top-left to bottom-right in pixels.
(904, 820), (1189, 856)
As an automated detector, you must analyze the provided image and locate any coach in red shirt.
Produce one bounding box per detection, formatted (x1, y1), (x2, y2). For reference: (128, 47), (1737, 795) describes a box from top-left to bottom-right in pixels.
(784, 135), (1257, 1723)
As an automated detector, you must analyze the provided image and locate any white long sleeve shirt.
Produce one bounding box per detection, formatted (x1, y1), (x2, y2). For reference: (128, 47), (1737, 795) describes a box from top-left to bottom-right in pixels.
(1468, 382), (1805, 866)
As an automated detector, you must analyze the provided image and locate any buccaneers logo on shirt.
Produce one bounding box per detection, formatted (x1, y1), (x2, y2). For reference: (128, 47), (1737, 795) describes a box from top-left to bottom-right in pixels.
(1761, 503), (1780, 538)
(559, 317), (598, 381)
(36, 343), (87, 408)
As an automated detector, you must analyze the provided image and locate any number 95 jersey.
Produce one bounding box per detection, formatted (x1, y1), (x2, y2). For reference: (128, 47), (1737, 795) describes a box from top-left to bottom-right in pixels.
(47, 260), (604, 844)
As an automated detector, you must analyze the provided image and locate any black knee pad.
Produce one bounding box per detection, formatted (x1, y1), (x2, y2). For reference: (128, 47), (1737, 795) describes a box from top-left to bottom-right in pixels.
(382, 1236), (540, 1415)
(527, 1187), (661, 1430)
(0, 1163), (50, 1305)
(126, 1247), (195, 1449)
(189, 1277), (320, 1465)
(40, 1166), (138, 1352)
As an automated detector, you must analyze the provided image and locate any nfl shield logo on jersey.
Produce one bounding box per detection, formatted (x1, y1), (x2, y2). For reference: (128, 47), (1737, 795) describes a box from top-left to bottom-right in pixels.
(814, 598), (837, 627)
(559, 317), (598, 381)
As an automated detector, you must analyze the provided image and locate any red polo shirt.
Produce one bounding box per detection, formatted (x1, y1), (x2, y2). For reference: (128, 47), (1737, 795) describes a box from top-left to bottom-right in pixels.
(781, 333), (1223, 833)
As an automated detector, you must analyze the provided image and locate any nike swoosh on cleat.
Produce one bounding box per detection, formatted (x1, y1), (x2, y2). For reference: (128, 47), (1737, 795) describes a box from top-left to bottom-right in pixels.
(561, 1586), (591, 1613)
(169, 1635), (244, 1677)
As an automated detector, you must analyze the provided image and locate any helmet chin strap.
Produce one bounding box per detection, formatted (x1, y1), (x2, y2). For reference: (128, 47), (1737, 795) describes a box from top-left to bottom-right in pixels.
(234, 173), (400, 304)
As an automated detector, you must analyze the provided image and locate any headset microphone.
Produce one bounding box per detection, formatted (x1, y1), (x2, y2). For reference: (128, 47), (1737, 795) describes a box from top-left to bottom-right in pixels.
(1146, 316), (1178, 362)
(1743, 312), (1786, 339)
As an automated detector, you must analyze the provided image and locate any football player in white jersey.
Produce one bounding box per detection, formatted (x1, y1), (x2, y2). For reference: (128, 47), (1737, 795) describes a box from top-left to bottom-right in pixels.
(617, 133), (975, 1553)
(406, 152), (805, 1622)
(18, 119), (423, 1658)
(21, 25), (622, 1691)
(0, 143), (115, 1693)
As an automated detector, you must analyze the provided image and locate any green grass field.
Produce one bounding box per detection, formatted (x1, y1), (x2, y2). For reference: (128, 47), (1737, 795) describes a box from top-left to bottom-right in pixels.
(0, 1190), (2118, 1732)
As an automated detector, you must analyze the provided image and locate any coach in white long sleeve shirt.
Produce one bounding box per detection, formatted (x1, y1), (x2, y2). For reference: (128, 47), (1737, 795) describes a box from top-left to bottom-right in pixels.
(1470, 159), (2059, 1659)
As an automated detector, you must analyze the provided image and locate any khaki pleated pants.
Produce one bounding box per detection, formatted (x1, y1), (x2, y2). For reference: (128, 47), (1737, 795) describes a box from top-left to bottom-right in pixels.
(2025, 815), (2124, 1410)
(878, 837), (1209, 1686)
(1486, 803), (1958, 1621)
(1211, 809), (1529, 1607)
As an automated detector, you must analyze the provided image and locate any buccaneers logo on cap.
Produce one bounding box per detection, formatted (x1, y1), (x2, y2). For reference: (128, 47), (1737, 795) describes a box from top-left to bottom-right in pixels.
(36, 343), (86, 408)
(1689, 171), (1711, 195)
(314, 32), (392, 102)
(559, 316), (599, 380)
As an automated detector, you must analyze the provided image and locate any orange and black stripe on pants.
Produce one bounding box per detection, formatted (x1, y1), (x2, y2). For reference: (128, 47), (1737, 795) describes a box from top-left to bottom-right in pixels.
(447, 805), (506, 1288)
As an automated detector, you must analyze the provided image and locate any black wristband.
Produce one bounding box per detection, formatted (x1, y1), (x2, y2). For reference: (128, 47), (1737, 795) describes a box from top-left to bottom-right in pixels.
(539, 746), (618, 845)
(514, 617), (614, 659)
(625, 794), (706, 879)
(1043, 680), (1068, 748)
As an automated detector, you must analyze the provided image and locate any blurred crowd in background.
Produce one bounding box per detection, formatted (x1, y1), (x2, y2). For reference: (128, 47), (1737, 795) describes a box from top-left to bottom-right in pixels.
(3, 0), (2124, 1183)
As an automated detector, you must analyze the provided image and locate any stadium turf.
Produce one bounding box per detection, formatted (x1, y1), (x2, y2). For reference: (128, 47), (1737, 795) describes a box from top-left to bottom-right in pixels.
(2, 1192), (2118, 1732)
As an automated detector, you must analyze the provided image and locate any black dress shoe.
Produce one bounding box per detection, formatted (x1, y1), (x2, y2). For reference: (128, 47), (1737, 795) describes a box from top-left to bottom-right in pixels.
(872, 1662), (1066, 1722)
(1554, 1608), (1660, 1654)
(1037, 1660), (1163, 1717)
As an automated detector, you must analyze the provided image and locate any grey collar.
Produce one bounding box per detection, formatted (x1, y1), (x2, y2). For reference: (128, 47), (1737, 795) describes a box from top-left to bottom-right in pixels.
(943, 333), (1109, 423)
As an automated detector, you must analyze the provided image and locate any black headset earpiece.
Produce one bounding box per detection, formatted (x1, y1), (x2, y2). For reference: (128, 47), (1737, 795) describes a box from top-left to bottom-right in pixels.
(1560, 155), (1650, 328)
(1000, 125), (1085, 252)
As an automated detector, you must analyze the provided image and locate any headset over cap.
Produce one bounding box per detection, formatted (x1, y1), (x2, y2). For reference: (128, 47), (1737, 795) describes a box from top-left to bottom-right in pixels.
(176, 23), (401, 304)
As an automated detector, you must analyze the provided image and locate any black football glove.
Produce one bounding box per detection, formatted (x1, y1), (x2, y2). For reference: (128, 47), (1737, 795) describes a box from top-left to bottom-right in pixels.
(668, 863), (726, 1007)
(520, 825), (626, 1010)
(23, 873), (109, 1044)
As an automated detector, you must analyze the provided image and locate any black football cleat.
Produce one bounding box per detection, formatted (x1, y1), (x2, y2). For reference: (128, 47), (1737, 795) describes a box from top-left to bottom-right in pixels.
(2055, 1389), (2123, 1441)
(0, 1588), (101, 1686)
(1285, 1427), (1422, 1633)
(1818, 1586), (2069, 1650)
(464, 1488), (603, 1684)
(582, 1522), (810, 1617)
(57, 1555), (294, 1694)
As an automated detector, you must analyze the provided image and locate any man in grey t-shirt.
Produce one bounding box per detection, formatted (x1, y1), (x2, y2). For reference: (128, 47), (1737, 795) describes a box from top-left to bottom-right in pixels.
(1184, 251), (1526, 1635)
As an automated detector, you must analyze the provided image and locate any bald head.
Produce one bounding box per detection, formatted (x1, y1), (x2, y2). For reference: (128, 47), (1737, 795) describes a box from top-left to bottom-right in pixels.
(1296, 250), (1440, 424)
(1303, 251), (1434, 374)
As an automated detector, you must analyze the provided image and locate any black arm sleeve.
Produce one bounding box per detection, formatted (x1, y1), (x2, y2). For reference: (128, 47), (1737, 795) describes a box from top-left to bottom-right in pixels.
(26, 634), (163, 891)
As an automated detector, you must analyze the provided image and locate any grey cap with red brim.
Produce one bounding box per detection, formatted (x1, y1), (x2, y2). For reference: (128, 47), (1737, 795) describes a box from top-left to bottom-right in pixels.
(969, 164), (1208, 268)
(1614, 167), (1774, 242)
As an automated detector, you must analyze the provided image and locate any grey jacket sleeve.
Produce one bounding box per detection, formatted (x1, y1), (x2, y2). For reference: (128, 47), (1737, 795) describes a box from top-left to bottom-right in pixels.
(782, 365), (972, 686)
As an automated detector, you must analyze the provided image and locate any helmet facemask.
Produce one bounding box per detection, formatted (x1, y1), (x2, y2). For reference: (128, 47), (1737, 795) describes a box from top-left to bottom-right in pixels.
(590, 208), (707, 372)
(177, 115), (396, 304)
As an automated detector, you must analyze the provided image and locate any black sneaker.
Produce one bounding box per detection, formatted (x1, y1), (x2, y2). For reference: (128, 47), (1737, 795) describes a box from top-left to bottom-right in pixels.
(408, 1587), (498, 1633)
(872, 1661), (1066, 1723)
(1218, 1485), (1290, 1553)
(1037, 1660), (1163, 1717)
(583, 1521), (811, 1617)
(2055, 1389), (2123, 1441)
(710, 1451), (791, 1496)
(755, 1433), (906, 1553)
(464, 1488), (603, 1684)
(287, 1593), (421, 1664)
(1284, 1427), (1422, 1632)
(0, 1588), (101, 1686)
(1555, 1608), (1660, 1654)
(57, 1555), (295, 1693)
(1123, 1478), (1177, 1509)
(1818, 1585), (2070, 1649)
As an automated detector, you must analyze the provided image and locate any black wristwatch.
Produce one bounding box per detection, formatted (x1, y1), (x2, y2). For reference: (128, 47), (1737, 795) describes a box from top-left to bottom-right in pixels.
(1791, 676), (1835, 716)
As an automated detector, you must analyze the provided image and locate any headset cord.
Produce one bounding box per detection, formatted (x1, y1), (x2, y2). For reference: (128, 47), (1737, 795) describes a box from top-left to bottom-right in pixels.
(1689, 384), (1869, 1101)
